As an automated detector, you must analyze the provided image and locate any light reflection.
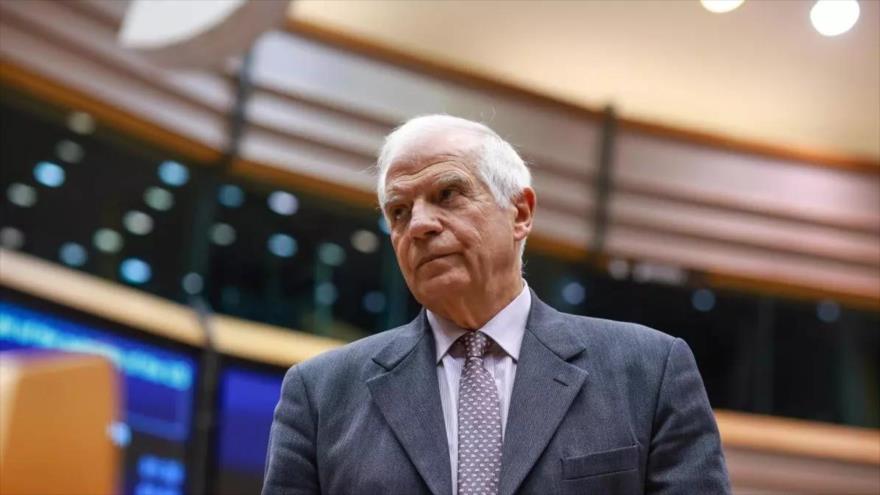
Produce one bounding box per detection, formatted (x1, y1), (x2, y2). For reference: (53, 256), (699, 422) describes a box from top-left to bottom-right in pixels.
(67, 111), (96, 134)
(93, 228), (124, 253)
(267, 191), (298, 216)
(34, 161), (66, 187)
(210, 223), (236, 246)
(0, 227), (25, 249)
(59, 242), (88, 267)
(692, 289), (716, 312)
(120, 258), (152, 284)
(7, 183), (37, 207)
(268, 233), (297, 257)
(123, 211), (154, 236)
(144, 187), (174, 211)
(158, 161), (189, 187)
(218, 184), (245, 208)
(318, 242), (346, 266)
(351, 229), (379, 254)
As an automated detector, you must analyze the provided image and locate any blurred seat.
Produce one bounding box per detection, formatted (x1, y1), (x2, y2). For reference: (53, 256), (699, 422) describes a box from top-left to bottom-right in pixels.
(0, 351), (120, 495)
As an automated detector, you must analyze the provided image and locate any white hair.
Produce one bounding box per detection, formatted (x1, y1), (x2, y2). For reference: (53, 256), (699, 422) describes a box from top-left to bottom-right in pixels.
(376, 115), (532, 209)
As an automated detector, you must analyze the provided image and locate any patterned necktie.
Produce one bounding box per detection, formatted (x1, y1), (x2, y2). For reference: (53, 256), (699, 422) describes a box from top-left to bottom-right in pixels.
(457, 331), (502, 495)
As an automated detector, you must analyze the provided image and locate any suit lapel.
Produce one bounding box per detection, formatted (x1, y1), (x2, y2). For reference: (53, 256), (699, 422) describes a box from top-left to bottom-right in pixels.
(500, 292), (588, 495)
(366, 312), (452, 495)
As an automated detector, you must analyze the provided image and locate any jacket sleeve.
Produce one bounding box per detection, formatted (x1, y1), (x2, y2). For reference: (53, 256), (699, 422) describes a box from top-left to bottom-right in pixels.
(262, 365), (321, 495)
(646, 338), (731, 494)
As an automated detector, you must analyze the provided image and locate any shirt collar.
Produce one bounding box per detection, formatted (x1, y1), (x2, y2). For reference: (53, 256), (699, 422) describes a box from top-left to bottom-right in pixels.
(428, 281), (531, 364)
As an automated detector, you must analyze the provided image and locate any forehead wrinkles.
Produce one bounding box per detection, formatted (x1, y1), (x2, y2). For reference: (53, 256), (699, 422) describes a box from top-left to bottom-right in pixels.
(385, 163), (474, 202)
(386, 130), (482, 177)
(383, 133), (485, 204)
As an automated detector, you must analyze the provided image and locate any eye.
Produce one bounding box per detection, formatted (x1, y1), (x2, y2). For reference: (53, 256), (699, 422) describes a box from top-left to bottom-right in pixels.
(389, 205), (409, 221)
(439, 187), (459, 202)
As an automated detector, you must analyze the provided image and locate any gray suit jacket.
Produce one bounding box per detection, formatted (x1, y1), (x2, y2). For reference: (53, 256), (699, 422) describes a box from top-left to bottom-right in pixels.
(263, 291), (730, 494)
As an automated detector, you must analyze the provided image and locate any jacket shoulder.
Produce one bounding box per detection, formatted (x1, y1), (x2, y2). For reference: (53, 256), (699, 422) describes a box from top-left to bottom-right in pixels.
(549, 308), (679, 368)
(284, 321), (413, 385)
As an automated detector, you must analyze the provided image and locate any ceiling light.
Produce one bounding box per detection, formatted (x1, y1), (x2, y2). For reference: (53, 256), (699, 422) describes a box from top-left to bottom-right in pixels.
(0, 227), (25, 249)
(120, 258), (152, 284)
(123, 210), (154, 235)
(182, 273), (204, 295)
(351, 229), (379, 254)
(268, 233), (297, 257)
(144, 186), (174, 211)
(700, 0), (745, 14)
(7, 183), (37, 207)
(93, 228), (124, 253)
(210, 223), (236, 246)
(67, 111), (96, 134)
(692, 289), (716, 312)
(607, 259), (630, 280)
(362, 291), (386, 314)
(218, 184), (245, 208)
(810, 0), (860, 37)
(561, 282), (586, 305)
(34, 161), (66, 187)
(158, 160), (189, 187)
(56, 140), (84, 164)
(59, 242), (88, 267)
(144, 187), (174, 211)
(317, 242), (346, 266)
(267, 191), (298, 215)
(315, 282), (338, 306)
(816, 300), (841, 323)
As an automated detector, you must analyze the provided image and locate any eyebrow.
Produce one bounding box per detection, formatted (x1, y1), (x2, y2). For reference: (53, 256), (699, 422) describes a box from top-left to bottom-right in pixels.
(435, 174), (471, 190)
(384, 171), (472, 208)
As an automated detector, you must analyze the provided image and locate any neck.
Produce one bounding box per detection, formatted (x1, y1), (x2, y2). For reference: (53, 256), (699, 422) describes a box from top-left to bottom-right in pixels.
(431, 277), (524, 330)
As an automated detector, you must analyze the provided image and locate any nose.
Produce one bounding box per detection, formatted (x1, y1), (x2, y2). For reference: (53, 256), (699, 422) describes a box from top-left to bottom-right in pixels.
(408, 199), (442, 239)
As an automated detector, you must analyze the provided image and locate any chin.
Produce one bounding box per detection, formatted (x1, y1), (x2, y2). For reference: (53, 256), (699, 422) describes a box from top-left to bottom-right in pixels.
(412, 272), (470, 304)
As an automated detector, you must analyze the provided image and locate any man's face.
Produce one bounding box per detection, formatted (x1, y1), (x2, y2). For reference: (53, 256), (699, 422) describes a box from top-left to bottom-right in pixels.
(382, 131), (522, 310)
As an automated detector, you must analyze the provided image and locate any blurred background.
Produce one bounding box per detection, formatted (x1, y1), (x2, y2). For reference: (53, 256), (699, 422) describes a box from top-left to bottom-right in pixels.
(0, 0), (877, 494)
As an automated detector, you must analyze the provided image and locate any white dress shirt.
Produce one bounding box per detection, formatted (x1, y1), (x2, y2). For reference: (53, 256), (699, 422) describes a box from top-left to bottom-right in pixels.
(427, 282), (531, 494)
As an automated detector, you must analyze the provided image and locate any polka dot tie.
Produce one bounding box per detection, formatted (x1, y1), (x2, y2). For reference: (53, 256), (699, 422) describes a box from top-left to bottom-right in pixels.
(457, 331), (502, 495)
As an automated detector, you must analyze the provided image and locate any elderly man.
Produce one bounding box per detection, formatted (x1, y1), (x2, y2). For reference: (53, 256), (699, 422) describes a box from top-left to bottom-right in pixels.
(263, 115), (730, 495)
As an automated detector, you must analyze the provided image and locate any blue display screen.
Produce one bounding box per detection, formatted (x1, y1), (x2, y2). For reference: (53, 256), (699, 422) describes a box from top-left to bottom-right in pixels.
(214, 366), (284, 495)
(0, 299), (196, 495)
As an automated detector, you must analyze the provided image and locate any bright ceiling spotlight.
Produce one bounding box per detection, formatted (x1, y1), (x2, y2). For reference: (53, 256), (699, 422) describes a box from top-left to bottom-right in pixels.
(700, 0), (745, 14)
(811, 0), (860, 37)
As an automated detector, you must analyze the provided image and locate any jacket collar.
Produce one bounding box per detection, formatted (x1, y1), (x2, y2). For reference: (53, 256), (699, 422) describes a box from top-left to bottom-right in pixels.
(372, 289), (585, 369)
(368, 289), (588, 495)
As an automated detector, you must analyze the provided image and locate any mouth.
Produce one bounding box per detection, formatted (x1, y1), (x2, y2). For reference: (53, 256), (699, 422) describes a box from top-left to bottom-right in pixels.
(417, 252), (453, 269)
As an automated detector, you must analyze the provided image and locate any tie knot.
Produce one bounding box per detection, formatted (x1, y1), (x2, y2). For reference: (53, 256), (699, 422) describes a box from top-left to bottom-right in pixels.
(461, 331), (491, 359)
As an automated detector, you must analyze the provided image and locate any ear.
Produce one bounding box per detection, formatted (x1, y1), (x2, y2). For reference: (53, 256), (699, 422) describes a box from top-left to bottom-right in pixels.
(511, 187), (536, 242)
